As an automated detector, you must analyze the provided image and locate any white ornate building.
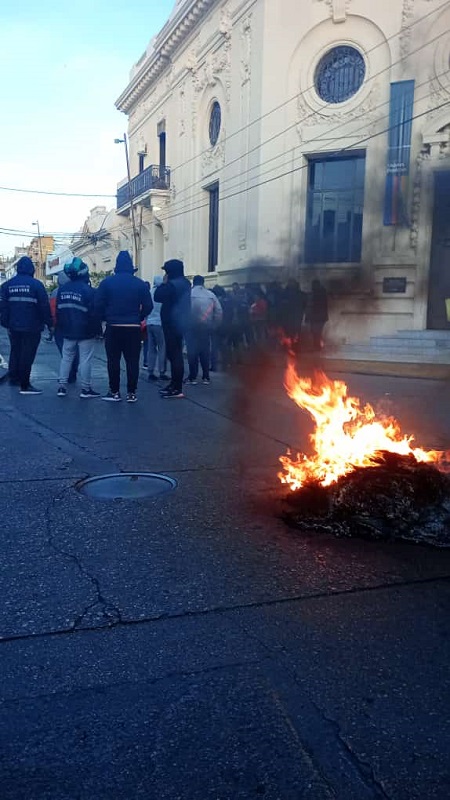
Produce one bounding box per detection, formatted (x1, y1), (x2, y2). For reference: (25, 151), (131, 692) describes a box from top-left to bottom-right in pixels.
(115, 0), (450, 343)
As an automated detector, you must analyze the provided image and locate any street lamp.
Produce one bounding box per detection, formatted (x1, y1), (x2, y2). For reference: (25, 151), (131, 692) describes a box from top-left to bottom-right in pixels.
(114, 133), (140, 269)
(32, 221), (44, 278)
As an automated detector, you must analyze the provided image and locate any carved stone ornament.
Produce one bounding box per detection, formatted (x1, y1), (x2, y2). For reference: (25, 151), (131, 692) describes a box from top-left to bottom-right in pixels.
(240, 15), (252, 86)
(399, 0), (415, 61)
(201, 137), (226, 178)
(296, 81), (380, 142)
(192, 40), (231, 103)
(317, 0), (351, 24)
(409, 124), (450, 250)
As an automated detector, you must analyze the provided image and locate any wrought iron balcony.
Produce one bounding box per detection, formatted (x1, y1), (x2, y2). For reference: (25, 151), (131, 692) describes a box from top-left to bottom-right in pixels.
(117, 165), (171, 210)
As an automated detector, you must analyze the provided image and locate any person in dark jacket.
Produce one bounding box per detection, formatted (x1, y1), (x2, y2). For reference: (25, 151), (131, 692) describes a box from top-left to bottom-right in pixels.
(154, 259), (191, 398)
(50, 271), (79, 384)
(306, 279), (329, 351)
(279, 279), (308, 350)
(56, 258), (101, 398)
(0, 256), (53, 394)
(95, 251), (153, 402)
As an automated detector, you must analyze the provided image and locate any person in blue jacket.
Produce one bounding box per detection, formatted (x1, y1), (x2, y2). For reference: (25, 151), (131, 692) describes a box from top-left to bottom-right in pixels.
(0, 256), (53, 394)
(56, 258), (102, 398)
(95, 251), (153, 403)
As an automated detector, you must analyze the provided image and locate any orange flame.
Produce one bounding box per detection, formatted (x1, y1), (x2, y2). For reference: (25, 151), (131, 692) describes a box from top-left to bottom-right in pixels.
(279, 361), (443, 491)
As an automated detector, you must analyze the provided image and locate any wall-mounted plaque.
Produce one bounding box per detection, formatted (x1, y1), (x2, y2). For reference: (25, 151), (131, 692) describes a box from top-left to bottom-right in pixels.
(383, 277), (407, 294)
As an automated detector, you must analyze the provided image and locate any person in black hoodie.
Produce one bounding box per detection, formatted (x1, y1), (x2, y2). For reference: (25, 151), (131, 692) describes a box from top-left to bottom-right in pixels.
(0, 256), (53, 394)
(95, 251), (152, 402)
(154, 259), (191, 398)
(56, 258), (101, 399)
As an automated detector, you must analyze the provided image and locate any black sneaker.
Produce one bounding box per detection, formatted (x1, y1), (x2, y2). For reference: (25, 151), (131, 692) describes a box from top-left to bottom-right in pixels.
(159, 383), (173, 394)
(20, 385), (42, 395)
(184, 378), (198, 385)
(101, 391), (121, 402)
(148, 374), (158, 382)
(143, 363), (148, 368)
(126, 393), (137, 403)
(161, 388), (184, 399)
(202, 377), (210, 385)
(80, 388), (101, 399)
(57, 386), (67, 397)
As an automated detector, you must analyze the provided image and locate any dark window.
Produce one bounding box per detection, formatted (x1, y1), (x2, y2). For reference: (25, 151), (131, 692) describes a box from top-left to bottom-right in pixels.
(159, 131), (166, 169)
(207, 182), (219, 272)
(209, 101), (221, 147)
(315, 46), (365, 103)
(138, 153), (145, 173)
(305, 153), (365, 263)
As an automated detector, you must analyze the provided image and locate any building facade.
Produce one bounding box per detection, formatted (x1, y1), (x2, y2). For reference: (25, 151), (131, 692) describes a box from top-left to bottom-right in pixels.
(28, 235), (54, 281)
(115, 0), (450, 343)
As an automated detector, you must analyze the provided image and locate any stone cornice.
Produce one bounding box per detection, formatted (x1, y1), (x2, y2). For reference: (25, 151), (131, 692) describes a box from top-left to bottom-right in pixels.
(115, 0), (219, 114)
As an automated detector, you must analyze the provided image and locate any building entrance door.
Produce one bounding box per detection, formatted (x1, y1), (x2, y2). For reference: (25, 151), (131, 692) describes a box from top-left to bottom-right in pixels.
(427, 170), (450, 329)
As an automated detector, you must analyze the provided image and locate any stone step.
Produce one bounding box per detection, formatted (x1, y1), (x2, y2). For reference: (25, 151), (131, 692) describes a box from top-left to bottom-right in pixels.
(324, 349), (450, 364)
(394, 329), (450, 340)
(369, 336), (450, 350)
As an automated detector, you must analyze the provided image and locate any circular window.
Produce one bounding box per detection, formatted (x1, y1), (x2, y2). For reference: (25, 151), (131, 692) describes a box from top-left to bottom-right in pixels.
(209, 101), (221, 147)
(315, 46), (365, 103)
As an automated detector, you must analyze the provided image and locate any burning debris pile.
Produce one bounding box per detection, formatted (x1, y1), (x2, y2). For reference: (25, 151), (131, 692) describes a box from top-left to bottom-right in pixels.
(279, 365), (450, 547)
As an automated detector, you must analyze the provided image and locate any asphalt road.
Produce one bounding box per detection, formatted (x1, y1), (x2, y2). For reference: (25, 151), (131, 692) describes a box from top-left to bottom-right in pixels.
(0, 331), (449, 800)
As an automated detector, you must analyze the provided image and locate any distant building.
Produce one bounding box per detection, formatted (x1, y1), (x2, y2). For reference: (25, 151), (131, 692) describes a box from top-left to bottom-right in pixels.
(70, 206), (126, 276)
(28, 236), (54, 281)
(114, 0), (450, 343)
(45, 245), (75, 279)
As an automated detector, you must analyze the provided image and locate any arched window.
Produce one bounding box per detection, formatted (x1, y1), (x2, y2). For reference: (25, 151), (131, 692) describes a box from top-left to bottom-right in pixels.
(315, 46), (365, 103)
(209, 101), (221, 147)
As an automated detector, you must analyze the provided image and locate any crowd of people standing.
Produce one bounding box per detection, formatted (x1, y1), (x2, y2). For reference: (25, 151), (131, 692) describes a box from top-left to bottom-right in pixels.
(0, 251), (328, 400)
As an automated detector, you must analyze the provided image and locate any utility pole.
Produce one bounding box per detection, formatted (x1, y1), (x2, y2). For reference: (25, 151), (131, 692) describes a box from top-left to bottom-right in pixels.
(32, 221), (44, 279)
(115, 134), (140, 270)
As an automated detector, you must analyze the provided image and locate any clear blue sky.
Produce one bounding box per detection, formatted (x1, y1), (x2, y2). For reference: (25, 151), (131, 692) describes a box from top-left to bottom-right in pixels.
(0, 0), (175, 257)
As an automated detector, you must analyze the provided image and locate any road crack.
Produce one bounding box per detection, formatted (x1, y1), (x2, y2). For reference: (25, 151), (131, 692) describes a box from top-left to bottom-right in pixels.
(45, 490), (122, 631)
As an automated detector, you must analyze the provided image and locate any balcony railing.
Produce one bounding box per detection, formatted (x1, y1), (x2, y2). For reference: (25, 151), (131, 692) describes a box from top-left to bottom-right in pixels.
(117, 165), (171, 210)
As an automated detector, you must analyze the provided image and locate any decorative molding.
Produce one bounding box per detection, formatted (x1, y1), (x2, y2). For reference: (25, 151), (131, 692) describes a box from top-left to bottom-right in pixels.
(201, 135), (226, 177)
(190, 39), (231, 103)
(240, 14), (252, 86)
(116, 0), (219, 113)
(399, 0), (415, 61)
(410, 124), (450, 250)
(179, 86), (186, 136)
(317, 0), (350, 24)
(296, 82), (380, 141)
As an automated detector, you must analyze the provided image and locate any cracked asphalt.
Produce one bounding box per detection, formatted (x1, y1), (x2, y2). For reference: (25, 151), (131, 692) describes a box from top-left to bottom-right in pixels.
(0, 330), (449, 800)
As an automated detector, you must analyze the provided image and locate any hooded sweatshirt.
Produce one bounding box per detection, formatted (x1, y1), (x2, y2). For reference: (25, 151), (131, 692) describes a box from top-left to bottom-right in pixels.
(56, 272), (101, 341)
(50, 271), (70, 326)
(0, 257), (52, 333)
(146, 275), (163, 326)
(95, 251), (153, 325)
(154, 259), (191, 335)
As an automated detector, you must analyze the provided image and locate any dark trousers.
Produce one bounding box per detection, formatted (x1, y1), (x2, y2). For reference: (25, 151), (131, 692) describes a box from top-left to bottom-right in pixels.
(9, 331), (41, 390)
(54, 329), (79, 383)
(187, 326), (210, 380)
(163, 326), (184, 392)
(105, 326), (141, 393)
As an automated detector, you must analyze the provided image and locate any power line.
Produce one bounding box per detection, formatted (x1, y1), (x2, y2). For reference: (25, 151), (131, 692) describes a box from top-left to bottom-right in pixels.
(0, 0), (447, 203)
(171, 29), (449, 210)
(152, 97), (450, 226)
(168, 0), (450, 186)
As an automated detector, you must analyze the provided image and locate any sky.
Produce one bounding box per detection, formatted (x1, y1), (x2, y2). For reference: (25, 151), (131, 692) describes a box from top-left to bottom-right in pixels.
(0, 0), (175, 258)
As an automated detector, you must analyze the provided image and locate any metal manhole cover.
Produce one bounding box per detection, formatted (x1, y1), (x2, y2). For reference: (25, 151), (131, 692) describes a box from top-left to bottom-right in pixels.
(76, 472), (177, 500)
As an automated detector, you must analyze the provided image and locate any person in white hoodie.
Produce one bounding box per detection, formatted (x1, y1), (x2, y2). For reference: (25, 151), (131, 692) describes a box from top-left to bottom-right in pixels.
(146, 275), (167, 382)
(185, 275), (223, 385)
